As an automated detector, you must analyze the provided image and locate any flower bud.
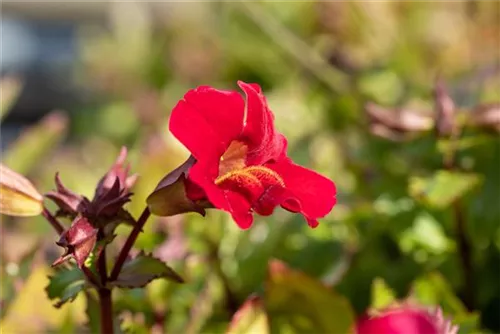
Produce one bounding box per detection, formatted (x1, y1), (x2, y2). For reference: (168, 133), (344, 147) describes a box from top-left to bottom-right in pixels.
(356, 302), (458, 334)
(434, 79), (456, 137)
(52, 216), (97, 268)
(0, 164), (43, 217)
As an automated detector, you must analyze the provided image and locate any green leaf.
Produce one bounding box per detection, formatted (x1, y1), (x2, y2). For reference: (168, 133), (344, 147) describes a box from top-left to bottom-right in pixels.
(409, 170), (482, 209)
(399, 212), (454, 256)
(0, 76), (23, 121)
(265, 260), (355, 334)
(3, 111), (68, 174)
(412, 272), (467, 316)
(46, 266), (87, 308)
(411, 273), (481, 333)
(84, 291), (100, 334)
(371, 277), (396, 310)
(111, 252), (184, 288)
(227, 295), (269, 334)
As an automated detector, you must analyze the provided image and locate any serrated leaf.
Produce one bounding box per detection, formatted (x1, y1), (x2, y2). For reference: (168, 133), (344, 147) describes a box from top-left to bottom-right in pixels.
(227, 295), (269, 334)
(46, 266), (87, 308)
(409, 170), (482, 209)
(371, 277), (396, 310)
(112, 253), (184, 288)
(265, 260), (355, 334)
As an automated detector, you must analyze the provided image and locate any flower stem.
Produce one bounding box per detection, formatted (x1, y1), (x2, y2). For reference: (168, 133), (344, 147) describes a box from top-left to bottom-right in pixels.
(81, 265), (100, 287)
(109, 207), (151, 281)
(453, 201), (475, 310)
(42, 207), (64, 235)
(98, 287), (114, 334)
(98, 247), (108, 286)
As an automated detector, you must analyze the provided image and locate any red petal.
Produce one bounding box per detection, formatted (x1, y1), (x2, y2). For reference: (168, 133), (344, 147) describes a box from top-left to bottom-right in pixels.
(225, 191), (254, 229)
(356, 309), (439, 334)
(268, 158), (336, 227)
(238, 81), (287, 165)
(169, 86), (245, 174)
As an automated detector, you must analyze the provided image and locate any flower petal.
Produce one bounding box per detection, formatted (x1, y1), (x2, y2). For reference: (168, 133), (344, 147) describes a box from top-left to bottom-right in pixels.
(225, 191), (254, 229)
(238, 81), (287, 165)
(268, 158), (336, 227)
(169, 86), (245, 174)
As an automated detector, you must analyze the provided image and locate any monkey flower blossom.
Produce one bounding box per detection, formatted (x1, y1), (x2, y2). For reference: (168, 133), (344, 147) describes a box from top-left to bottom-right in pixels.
(356, 303), (459, 334)
(147, 81), (336, 229)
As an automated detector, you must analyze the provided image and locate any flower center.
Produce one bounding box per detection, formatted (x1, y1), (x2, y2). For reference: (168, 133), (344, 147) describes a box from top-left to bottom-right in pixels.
(215, 166), (284, 187)
(219, 140), (248, 176)
(214, 165), (285, 204)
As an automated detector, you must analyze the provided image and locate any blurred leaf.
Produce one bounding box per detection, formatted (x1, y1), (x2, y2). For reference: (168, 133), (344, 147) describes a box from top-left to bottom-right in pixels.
(437, 136), (492, 154)
(409, 170), (482, 209)
(412, 272), (468, 316)
(371, 277), (396, 310)
(265, 260), (355, 334)
(112, 252), (184, 288)
(359, 70), (403, 105)
(3, 111), (68, 174)
(411, 272), (481, 333)
(46, 266), (87, 308)
(399, 211), (453, 256)
(0, 266), (86, 332)
(84, 291), (100, 334)
(0, 76), (23, 121)
(0, 164), (43, 217)
(227, 295), (269, 334)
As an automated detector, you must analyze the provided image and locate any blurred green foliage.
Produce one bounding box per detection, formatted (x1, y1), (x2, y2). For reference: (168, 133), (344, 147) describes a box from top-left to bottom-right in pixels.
(1, 2), (499, 333)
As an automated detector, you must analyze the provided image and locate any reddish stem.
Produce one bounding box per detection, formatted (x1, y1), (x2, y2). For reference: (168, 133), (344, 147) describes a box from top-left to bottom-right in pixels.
(98, 288), (114, 334)
(109, 207), (151, 281)
(42, 207), (64, 235)
(98, 247), (108, 286)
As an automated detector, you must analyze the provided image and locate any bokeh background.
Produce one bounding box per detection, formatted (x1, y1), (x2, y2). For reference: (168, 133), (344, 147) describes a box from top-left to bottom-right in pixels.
(1, 1), (499, 333)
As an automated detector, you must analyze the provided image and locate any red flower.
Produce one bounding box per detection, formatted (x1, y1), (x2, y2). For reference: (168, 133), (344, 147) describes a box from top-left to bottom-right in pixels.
(148, 81), (336, 229)
(356, 304), (458, 334)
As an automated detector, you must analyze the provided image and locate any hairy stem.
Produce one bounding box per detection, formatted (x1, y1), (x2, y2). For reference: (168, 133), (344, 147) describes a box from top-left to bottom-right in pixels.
(42, 207), (64, 235)
(109, 207), (151, 281)
(98, 288), (114, 334)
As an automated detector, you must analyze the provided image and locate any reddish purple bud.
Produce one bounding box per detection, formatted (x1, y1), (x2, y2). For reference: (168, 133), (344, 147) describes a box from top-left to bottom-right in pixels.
(45, 173), (90, 218)
(52, 216), (97, 268)
(356, 304), (458, 334)
(94, 146), (138, 197)
(46, 147), (137, 232)
(87, 147), (137, 224)
(434, 79), (456, 137)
